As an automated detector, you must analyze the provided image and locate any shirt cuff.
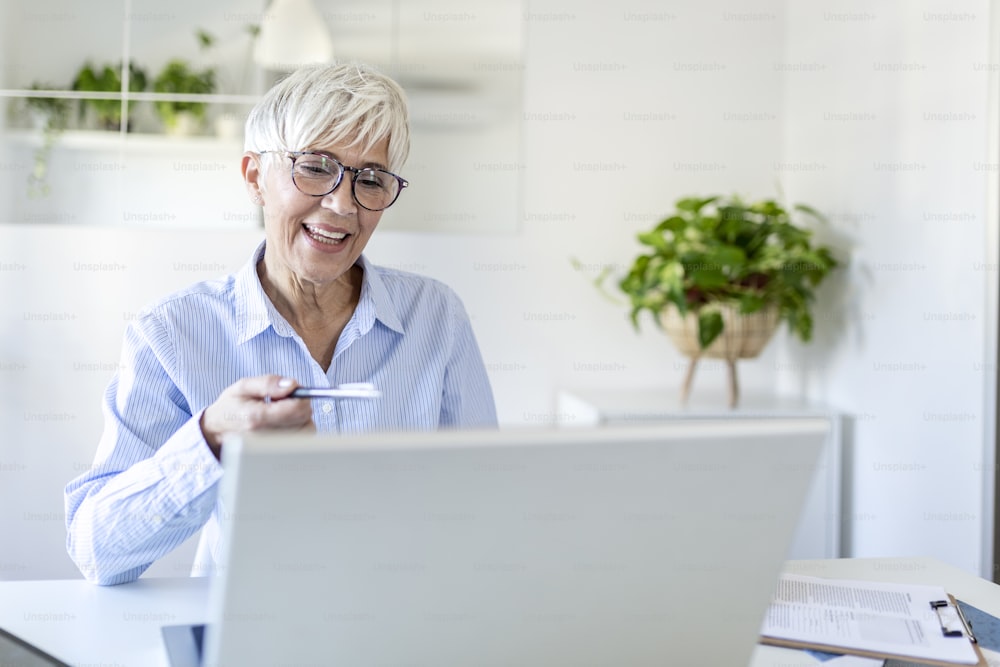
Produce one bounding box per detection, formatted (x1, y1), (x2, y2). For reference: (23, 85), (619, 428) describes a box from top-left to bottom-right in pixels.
(152, 410), (224, 504)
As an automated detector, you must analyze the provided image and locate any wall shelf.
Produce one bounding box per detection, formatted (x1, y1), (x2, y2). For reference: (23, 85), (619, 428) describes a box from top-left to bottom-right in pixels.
(0, 0), (525, 233)
(4, 129), (243, 152)
(0, 89), (259, 105)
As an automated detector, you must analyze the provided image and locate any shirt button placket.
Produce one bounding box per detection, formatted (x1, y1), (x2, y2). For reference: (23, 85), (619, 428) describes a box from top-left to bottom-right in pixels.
(321, 401), (336, 431)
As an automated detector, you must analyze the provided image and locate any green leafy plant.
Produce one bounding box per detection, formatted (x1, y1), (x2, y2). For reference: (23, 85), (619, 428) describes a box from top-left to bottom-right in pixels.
(152, 31), (217, 133)
(24, 85), (71, 128)
(23, 83), (71, 197)
(615, 195), (838, 349)
(152, 61), (216, 130)
(72, 61), (147, 130)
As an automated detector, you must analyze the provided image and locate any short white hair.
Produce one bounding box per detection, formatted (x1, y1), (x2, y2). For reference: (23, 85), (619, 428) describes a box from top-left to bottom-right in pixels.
(244, 62), (410, 172)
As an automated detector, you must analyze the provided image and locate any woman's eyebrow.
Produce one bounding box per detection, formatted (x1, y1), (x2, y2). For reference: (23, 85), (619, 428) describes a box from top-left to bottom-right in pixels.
(311, 150), (388, 171)
(354, 156), (389, 171)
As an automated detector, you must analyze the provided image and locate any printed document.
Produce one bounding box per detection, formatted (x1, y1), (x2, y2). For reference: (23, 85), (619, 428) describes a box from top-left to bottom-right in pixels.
(760, 574), (979, 664)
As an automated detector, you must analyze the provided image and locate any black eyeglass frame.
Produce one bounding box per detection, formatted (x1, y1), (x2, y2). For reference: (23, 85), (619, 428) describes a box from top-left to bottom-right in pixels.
(258, 150), (409, 211)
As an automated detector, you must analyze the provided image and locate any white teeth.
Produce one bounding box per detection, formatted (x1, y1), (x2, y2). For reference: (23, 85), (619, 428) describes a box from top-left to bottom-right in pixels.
(305, 224), (347, 241)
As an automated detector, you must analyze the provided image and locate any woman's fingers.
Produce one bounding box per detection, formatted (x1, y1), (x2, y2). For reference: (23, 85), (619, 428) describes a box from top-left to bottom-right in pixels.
(200, 375), (315, 458)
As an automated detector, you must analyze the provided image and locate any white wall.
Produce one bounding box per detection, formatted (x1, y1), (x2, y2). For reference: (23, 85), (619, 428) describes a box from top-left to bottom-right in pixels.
(775, 0), (995, 574)
(0, 0), (793, 580)
(1, 0), (996, 581)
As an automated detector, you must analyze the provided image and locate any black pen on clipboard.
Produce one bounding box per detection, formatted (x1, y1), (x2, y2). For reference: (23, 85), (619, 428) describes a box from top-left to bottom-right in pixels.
(265, 383), (382, 403)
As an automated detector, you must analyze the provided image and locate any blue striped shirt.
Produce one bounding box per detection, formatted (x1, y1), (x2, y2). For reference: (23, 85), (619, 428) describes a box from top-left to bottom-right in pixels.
(64, 242), (497, 585)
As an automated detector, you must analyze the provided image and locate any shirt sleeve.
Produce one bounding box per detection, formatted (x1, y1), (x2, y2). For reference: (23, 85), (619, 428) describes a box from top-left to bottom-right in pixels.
(63, 310), (223, 585)
(439, 292), (498, 429)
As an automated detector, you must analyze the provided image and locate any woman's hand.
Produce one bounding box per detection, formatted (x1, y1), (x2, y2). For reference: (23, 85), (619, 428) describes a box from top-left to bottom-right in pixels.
(200, 375), (315, 460)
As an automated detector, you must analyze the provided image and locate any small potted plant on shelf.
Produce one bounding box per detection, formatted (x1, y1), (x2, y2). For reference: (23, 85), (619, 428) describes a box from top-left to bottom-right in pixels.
(611, 194), (838, 407)
(72, 61), (147, 131)
(152, 61), (216, 135)
(22, 83), (71, 197)
(152, 30), (217, 136)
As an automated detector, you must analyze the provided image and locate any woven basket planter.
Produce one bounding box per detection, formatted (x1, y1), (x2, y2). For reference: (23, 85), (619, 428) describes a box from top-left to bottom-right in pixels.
(660, 303), (780, 361)
(659, 303), (780, 407)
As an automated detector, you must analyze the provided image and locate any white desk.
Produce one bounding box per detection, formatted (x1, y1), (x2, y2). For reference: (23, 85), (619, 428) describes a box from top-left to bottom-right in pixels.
(0, 576), (208, 667)
(2, 559), (998, 666)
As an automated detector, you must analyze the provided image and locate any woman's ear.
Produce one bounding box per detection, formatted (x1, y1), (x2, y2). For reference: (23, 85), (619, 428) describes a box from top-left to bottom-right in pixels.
(242, 152), (264, 205)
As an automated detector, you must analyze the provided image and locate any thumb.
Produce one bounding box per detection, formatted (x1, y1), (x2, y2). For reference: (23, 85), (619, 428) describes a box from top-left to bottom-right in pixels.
(237, 375), (299, 400)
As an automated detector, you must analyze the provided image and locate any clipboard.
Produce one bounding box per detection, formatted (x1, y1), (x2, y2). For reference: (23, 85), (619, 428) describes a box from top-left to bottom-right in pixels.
(760, 593), (988, 667)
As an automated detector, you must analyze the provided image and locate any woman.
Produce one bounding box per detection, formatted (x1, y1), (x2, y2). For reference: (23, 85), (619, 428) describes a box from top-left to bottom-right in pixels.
(64, 63), (497, 585)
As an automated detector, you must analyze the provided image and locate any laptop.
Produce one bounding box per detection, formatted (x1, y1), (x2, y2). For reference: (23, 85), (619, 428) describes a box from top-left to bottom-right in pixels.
(164, 419), (828, 666)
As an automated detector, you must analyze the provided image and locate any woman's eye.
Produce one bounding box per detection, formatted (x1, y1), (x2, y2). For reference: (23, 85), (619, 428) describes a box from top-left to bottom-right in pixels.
(298, 162), (334, 177)
(357, 172), (386, 189)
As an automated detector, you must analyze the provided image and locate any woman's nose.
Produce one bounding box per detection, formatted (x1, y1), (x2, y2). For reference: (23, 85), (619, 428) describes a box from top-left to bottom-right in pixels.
(321, 178), (357, 214)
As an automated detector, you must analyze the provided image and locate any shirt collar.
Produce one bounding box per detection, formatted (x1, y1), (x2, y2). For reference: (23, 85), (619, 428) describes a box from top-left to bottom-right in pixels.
(354, 255), (405, 336)
(234, 242), (405, 344)
(234, 241), (278, 344)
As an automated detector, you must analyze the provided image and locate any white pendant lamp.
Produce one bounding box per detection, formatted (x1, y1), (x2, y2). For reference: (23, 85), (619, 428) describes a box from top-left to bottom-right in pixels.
(254, 0), (334, 70)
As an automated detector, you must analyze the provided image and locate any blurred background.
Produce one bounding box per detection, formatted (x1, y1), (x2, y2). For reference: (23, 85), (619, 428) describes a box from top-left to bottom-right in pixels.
(0, 0), (997, 584)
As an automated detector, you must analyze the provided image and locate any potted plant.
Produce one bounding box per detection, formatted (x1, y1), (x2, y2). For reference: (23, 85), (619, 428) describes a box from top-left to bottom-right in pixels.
(152, 31), (217, 136)
(613, 194), (838, 407)
(23, 83), (71, 197)
(72, 61), (147, 131)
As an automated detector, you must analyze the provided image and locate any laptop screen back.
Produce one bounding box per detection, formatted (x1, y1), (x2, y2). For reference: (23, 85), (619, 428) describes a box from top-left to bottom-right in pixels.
(204, 420), (827, 667)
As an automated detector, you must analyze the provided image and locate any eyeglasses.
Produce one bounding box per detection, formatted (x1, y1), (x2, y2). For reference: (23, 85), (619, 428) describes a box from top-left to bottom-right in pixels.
(259, 150), (409, 211)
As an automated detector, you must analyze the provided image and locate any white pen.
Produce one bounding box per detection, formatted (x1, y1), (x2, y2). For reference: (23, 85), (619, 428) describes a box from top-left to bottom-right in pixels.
(265, 383), (381, 403)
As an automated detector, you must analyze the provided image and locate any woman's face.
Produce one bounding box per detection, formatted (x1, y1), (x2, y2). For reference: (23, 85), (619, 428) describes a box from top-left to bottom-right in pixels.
(243, 137), (391, 288)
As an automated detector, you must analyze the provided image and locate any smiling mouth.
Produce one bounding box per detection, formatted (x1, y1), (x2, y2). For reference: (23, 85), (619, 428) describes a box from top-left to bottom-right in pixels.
(303, 224), (350, 245)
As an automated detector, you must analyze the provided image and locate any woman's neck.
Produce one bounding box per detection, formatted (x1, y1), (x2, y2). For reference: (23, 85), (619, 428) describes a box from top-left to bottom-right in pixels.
(256, 257), (363, 335)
